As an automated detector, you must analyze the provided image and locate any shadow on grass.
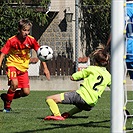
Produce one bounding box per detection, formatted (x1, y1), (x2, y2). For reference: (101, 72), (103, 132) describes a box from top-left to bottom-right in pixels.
(14, 119), (110, 133)
(44, 120), (110, 130)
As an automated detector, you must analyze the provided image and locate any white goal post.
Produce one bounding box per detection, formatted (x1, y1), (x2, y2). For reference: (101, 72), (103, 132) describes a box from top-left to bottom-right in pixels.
(111, 0), (125, 132)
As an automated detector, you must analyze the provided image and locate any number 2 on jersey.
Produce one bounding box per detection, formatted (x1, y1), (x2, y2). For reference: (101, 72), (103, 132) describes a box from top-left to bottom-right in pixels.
(93, 76), (103, 91)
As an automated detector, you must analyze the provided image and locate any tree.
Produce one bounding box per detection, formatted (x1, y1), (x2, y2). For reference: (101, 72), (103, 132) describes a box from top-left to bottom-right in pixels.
(81, 0), (111, 56)
(0, 0), (50, 48)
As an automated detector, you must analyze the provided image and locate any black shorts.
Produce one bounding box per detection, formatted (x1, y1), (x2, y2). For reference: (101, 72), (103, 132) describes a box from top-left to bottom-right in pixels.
(61, 91), (93, 111)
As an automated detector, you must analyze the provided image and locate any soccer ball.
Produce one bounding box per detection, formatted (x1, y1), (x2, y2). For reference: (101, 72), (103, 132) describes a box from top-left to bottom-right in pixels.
(37, 45), (53, 62)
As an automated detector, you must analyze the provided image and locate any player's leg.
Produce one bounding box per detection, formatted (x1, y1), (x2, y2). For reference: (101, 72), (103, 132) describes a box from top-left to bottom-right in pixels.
(13, 88), (30, 99)
(44, 91), (89, 120)
(6, 79), (18, 103)
(1, 67), (18, 112)
(45, 91), (84, 119)
(44, 93), (65, 120)
(14, 70), (30, 99)
(45, 91), (77, 117)
(45, 94), (62, 116)
(1, 69), (30, 112)
(60, 92), (82, 118)
(61, 91), (93, 118)
(61, 106), (82, 118)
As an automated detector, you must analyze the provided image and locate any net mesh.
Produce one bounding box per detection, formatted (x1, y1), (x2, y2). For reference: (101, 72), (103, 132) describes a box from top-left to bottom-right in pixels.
(123, 1), (133, 132)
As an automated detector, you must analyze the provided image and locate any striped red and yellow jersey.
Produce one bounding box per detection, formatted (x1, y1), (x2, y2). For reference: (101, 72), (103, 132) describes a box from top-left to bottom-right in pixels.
(1, 35), (40, 72)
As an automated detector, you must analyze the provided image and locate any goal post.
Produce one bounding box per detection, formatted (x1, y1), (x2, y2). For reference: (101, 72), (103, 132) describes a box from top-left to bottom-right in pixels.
(111, 0), (125, 132)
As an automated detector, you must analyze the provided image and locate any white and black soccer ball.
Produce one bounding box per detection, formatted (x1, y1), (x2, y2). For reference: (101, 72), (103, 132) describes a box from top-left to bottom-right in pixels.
(37, 45), (53, 62)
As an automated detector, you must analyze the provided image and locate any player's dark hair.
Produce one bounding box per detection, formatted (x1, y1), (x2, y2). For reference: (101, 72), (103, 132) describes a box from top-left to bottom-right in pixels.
(18, 18), (32, 30)
(93, 50), (109, 67)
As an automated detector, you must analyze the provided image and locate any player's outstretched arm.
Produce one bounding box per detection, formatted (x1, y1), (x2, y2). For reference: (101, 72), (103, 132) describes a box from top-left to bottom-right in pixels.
(42, 61), (50, 80)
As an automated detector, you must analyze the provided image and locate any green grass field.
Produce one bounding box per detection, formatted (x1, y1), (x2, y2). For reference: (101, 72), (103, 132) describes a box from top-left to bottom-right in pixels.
(0, 91), (132, 133)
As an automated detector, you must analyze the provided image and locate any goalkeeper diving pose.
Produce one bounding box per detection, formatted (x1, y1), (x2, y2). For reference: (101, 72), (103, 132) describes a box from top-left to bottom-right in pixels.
(44, 50), (111, 120)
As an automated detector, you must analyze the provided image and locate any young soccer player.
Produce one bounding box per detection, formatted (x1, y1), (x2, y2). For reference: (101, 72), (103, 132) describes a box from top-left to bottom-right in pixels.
(0, 18), (50, 112)
(44, 50), (111, 121)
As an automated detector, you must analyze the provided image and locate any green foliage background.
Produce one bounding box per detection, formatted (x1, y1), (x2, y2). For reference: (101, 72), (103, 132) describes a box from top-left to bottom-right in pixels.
(0, 0), (50, 48)
(81, 0), (111, 55)
(0, 0), (111, 54)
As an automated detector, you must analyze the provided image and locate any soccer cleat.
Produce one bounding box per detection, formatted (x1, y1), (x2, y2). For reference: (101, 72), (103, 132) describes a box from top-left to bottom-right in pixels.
(1, 93), (12, 112)
(61, 112), (70, 118)
(0, 93), (7, 107)
(44, 115), (65, 121)
(3, 108), (12, 113)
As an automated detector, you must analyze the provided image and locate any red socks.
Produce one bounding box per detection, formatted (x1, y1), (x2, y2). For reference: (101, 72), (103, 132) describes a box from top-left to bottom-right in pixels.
(5, 88), (15, 108)
(5, 89), (22, 109)
(6, 89), (15, 101)
(14, 90), (22, 99)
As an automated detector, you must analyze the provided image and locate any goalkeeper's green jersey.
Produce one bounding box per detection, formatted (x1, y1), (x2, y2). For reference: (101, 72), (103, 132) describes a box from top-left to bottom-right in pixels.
(72, 66), (111, 107)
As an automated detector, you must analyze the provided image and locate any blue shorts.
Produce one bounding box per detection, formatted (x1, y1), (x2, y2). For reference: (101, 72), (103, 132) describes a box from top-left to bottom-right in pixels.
(126, 62), (133, 79)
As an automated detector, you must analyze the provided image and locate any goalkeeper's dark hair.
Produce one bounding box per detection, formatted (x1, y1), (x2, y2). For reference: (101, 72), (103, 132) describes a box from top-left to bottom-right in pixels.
(93, 50), (110, 67)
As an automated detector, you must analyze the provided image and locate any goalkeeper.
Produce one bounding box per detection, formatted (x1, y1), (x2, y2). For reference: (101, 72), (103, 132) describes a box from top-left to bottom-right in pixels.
(44, 50), (111, 121)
